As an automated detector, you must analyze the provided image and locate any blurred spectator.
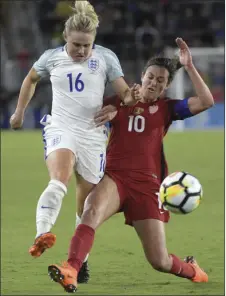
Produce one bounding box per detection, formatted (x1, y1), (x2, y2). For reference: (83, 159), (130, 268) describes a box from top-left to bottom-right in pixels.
(1, 0), (224, 129)
(38, 0), (59, 47)
(51, 23), (65, 47)
(0, 87), (19, 128)
(16, 49), (31, 79)
(42, 0), (73, 47)
(55, 0), (73, 18)
(0, 1), (9, 27)
(135, 19), (160, 59)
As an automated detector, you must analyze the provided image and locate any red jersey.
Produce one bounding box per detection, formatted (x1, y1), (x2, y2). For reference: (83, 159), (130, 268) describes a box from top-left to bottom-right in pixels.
(106, 96), (179, 183)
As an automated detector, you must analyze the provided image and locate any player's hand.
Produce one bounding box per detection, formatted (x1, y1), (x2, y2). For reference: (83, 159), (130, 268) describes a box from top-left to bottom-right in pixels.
(176, 37), (193, 68)
(131, 83), (142, 102)
(94, 105), (118, 127)
(123, 84), (142, 106)
(10, 111), (24, 129)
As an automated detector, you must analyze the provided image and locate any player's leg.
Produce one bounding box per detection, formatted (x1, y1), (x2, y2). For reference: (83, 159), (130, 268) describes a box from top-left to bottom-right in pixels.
(74, 138), (106, 221)
(73, 140), (106, 282)
(74, 171), (95, 283)
(75, 172), (95, 219)
(134, 219), (208, 282)
(131, 190), (208, 283)
(134, 219), (179, 271)
(30, 148), (76, 257)
(73, 120), (110, 221)
(48, 174), (121, 292)
(29, 127), (77, 257)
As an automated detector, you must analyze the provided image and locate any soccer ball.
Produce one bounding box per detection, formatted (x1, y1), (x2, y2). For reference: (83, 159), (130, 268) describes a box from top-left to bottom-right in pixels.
(159, 171), (203, 214)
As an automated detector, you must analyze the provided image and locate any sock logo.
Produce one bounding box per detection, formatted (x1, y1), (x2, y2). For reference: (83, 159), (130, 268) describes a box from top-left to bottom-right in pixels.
(41, 205), (55, 210)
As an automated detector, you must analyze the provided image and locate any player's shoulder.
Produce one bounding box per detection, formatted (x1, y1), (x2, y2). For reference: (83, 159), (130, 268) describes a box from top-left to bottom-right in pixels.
(159, 97), (180, 107)
(45, 46), (65, 55)
(43, 46), (66, 67)
(94, 44), (118, 60)
(94, 44), (116, 55)
(41, 46), (65, 58)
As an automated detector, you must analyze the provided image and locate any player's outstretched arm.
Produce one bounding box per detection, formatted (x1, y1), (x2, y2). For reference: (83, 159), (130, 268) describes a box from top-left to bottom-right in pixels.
(10, 68), (41, 129)
(94, 84), (141, 126)
(176, 37), (214, 115)
(111, 77), (141, 106)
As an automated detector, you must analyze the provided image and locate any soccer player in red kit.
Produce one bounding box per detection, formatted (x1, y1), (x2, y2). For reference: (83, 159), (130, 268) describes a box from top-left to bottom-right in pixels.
(47, 38), (214, 293)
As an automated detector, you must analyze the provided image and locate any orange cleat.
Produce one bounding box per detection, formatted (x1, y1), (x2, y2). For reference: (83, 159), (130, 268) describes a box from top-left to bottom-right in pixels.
(29, 232), (56, 257)
(185, 256), (208, 283)
(48, 262), (78, 293)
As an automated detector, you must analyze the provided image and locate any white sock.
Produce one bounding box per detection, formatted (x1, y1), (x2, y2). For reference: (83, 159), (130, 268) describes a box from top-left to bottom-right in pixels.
(36, 179), (67, 238)
(75, 213), (81, 228)
(76, 213), (89, 262)
(83, 253), (89, 263)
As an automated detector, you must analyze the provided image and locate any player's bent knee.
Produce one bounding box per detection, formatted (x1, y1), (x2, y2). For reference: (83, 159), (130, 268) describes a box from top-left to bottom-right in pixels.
(49, 169), (74, 186)
(83, 205), (101, 220)
(81, 205), (104, 229)
(47, 149), (76, 186)
(52, 175), (68, 186)
(50, 167), (74, 185)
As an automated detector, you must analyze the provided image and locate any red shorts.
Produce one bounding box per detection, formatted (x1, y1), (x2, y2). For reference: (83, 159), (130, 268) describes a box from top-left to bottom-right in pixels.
(106, 170), (170, 226)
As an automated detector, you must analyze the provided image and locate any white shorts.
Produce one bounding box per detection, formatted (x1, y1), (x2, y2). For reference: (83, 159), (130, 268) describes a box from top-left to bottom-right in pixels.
(42, 123), (107, 185)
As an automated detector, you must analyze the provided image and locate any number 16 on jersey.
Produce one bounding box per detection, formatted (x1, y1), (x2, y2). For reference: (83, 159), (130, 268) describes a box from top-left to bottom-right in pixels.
(67, 73), (84, 92)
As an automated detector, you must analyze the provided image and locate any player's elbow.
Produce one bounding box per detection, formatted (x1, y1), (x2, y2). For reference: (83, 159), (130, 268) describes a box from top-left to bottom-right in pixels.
(204, 94), (215, 109)
(197, 95), (214, 112)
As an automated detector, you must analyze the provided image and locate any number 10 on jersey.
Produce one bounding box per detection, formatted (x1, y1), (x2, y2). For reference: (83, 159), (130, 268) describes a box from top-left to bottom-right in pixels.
(128, 115), (145, 132)
(67, 73), (84, 92)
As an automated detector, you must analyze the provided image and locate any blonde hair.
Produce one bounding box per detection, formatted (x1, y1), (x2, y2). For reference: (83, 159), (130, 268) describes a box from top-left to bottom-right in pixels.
(64, 0), (99, 37)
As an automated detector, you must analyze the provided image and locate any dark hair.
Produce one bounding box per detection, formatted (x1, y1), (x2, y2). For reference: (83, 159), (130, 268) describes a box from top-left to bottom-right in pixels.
(143, 56), (183, 84)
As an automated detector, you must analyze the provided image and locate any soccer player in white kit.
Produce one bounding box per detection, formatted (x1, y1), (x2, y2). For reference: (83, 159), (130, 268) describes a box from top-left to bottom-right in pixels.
(10, 0), (137, 283)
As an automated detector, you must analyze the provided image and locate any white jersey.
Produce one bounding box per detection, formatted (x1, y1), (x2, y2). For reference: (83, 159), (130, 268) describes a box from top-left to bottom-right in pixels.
(33, 44), (123, 140)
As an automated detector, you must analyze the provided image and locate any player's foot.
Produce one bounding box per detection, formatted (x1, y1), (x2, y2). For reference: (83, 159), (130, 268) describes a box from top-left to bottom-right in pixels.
(29, 232), (56, 257)
(184, 256), (208, 283)
(78, 261), (90, 284)
(48, 262), (78, 293)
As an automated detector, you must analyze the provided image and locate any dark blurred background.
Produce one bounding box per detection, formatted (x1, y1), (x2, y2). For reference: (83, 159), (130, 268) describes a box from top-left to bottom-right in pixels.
(0, 0), (224, 129)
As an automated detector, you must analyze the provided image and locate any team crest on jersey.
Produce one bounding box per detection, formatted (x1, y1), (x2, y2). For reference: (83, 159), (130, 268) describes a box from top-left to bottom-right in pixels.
(88, 58), (99, 72)
(149, 105), (159, 114)
(133, 107), (144, 115)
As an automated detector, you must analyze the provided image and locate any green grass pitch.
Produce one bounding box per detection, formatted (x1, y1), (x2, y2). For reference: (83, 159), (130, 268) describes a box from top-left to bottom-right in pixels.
(1, 130), (224, 295)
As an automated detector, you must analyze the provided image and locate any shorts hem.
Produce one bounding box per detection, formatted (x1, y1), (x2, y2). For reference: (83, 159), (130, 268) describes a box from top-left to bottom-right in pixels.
(76, 169), (102, 185)
(127, 216), (170, 227)
(45, 146), (77, 160)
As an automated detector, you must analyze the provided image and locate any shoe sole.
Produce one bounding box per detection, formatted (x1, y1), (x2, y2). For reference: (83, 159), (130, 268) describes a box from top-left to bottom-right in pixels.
(48, 265), (77, 293)
(30, 234), (56, 257)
